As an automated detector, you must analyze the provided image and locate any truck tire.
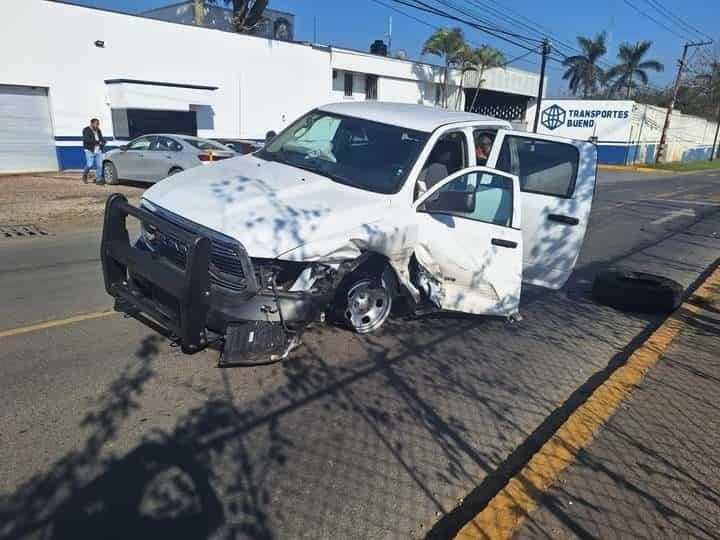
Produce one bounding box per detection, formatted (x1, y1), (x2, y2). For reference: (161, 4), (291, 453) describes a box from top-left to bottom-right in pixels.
(592, 270), (683, 314)
(335, 270), (394, 334)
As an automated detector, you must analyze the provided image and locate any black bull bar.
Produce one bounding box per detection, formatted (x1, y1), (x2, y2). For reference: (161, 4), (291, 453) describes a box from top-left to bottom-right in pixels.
(101, 194), (226, 354)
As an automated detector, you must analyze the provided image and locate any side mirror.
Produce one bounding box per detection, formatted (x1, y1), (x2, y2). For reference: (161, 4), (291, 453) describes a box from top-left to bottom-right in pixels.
(119, 145), (128, 151)
(423, 191), (475, 214)
(265, 130), (277, 145)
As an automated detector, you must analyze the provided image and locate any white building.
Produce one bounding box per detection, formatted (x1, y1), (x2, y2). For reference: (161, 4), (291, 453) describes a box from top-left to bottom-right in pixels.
(0, 0), (540, 173)
(529, 99), (719, 164)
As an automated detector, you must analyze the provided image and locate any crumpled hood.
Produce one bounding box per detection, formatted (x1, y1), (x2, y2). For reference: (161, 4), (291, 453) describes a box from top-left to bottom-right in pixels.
(142, 155), (391, 259)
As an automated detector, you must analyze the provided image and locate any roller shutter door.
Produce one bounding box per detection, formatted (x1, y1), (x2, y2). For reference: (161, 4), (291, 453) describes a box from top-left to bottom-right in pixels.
(0, 85), (58, 173)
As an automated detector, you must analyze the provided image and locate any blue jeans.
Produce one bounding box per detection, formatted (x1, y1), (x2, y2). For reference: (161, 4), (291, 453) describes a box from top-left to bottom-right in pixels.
(83, 150), (103, 182)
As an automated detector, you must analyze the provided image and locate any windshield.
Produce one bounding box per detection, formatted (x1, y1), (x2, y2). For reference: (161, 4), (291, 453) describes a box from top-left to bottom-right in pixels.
(181, 136), (231, 151)
(257, 110), (429, 194)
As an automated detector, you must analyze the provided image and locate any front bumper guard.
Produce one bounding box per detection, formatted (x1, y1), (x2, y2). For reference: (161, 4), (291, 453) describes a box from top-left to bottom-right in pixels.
(101, 194), (238, 354)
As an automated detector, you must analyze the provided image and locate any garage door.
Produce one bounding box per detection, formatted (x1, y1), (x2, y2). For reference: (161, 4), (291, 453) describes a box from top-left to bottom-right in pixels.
(0, 85), (58, 173)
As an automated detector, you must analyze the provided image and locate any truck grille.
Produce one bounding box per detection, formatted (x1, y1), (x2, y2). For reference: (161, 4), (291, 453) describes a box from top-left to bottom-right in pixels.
(142, 209), (253, 293)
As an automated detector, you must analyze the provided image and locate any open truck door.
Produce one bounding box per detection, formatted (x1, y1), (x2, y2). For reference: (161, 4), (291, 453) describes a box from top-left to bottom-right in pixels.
(486, 130), (597, 290)
(413, 166), (523, 317)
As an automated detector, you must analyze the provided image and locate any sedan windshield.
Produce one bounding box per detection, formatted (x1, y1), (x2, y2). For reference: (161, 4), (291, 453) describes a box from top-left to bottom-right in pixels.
(257, 110), (429, 194)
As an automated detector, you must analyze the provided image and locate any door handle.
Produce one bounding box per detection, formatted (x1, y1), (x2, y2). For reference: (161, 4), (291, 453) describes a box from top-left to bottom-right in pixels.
(548, 214), (580, 226)
(138, 153), (145, 158)
(492, 238), (517, 248)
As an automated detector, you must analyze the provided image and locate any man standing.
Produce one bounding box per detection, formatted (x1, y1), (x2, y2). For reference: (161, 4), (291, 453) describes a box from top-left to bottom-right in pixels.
(82, 118), (106, 184)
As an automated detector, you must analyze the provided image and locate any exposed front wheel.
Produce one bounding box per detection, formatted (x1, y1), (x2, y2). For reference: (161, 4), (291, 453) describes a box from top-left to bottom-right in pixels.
(342, 277), (393, 334)
(103, 161), (119, 185)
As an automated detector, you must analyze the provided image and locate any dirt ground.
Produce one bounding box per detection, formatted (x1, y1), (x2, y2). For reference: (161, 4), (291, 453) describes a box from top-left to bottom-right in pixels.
(0, 172), (144, 231)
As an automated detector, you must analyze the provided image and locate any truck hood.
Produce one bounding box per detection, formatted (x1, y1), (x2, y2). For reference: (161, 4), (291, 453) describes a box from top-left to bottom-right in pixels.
(142, 155), (392, 259)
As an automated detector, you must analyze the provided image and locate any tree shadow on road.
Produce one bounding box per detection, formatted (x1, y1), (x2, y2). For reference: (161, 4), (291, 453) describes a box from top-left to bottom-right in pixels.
(2, 177), (719, 540)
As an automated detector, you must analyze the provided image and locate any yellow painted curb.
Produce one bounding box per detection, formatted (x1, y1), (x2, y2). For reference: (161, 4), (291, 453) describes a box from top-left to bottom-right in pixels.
(455, 266), (720, 540)
(0, 310), (115, 338)
(598, 164), (672, 174)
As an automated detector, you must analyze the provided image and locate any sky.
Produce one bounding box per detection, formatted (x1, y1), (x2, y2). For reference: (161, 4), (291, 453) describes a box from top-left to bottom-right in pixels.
(67, 0), (719, 95)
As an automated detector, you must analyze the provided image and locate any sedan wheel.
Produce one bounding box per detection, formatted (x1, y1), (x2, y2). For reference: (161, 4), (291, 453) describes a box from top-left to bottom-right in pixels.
(344, 278), (392, 334)
(103, 162), (119, 185)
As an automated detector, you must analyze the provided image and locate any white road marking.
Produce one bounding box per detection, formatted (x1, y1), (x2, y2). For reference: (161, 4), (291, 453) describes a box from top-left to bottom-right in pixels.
(649, 208), (697, 226)
(645, 198), (720, 207)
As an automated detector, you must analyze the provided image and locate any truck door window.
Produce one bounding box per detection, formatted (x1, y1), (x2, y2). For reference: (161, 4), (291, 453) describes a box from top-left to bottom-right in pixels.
(417, 131), (468, 192)
(473, 130), (496, 165)
(496, 135), (579, 197)
(420, 171), (514, 227)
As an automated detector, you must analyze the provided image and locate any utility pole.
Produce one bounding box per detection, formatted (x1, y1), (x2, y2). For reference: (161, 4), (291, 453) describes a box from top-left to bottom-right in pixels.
(533, 39), (551, 133)
(712, 104), (720, 160)
(656, 40), (713, 164)
(387, 16), (393, 56)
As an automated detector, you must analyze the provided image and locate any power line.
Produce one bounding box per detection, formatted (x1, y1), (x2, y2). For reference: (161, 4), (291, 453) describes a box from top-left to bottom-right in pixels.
(462, 0), (585, 59)
(365, 0), (540, 68)
(390, 0), (544, 50)
(622, 0), (694, 41)
(641, 0), (714, 42)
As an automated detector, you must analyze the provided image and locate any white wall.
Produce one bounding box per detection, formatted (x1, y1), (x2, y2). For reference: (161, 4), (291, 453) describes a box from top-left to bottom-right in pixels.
(465, 66), (541, 97)
(527, 98), (718, 164)
(0, 0), (538, 170)
(0, 0), (330, 152)
(330, 49), (464, 110)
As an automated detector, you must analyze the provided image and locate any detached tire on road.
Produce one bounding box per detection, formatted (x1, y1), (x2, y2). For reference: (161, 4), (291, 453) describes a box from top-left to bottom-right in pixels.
(592, 270), (683, 314)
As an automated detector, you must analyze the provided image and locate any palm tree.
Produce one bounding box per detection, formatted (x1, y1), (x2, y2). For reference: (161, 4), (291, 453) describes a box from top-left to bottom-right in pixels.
(561, 33), (607, 98)
(607, 41), (664, 98)
(468, 46), (506, 111)
(453, 45), (476, 110)
(422, 27), (466, 108)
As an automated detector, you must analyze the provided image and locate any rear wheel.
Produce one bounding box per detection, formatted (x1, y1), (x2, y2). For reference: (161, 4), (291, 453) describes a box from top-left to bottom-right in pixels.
(341, 275), (393, 334)
(103, 161), (119, 185)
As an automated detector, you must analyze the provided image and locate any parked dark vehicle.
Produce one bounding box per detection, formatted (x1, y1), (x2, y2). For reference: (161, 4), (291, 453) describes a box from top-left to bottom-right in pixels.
(213, 138), (264, 155)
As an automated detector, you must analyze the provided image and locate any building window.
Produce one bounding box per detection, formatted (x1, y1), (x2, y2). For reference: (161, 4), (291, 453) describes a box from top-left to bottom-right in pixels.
(366, 75), (378, 100)
(435, 83), (442, 106)
(344, 73), (354, 97)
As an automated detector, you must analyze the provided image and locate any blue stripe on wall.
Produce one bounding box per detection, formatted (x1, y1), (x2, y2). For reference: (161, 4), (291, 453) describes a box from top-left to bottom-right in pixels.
(56, 145), (117, 169)
(597, 145), (629, 165)
(55, 136), (115, 142)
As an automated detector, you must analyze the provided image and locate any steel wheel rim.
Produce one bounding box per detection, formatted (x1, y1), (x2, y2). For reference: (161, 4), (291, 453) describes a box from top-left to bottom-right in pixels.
(345, 279), (391, 333)
(103, 163), (114, 181)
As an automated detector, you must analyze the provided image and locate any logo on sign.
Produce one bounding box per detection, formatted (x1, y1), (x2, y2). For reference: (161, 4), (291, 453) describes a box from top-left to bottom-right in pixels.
(541, 105), (566, 130)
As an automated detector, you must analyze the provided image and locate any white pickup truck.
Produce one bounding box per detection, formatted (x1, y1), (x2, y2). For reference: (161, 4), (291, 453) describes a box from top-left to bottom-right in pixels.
(101, 102), (597, 363)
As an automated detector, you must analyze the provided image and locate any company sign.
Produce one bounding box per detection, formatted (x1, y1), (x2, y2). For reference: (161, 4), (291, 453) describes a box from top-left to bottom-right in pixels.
(541, 104), (629, 130)
(536, 100), (634, 142)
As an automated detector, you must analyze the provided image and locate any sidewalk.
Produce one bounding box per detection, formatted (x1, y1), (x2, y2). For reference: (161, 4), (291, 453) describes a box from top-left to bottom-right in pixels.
(515, 278), (720, 539)
(0, 172), (142, 231)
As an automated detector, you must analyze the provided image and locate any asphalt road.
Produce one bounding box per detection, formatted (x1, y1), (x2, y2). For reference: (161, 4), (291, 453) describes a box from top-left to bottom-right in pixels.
(1, 169), (719, 540)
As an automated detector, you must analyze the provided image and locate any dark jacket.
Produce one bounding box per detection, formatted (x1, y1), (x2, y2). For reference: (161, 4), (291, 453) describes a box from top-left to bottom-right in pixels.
(82, 126), (106, 152)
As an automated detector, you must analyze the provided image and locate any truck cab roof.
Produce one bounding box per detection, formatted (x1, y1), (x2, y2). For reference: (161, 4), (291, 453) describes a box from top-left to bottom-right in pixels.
(317, 102), (511, 133)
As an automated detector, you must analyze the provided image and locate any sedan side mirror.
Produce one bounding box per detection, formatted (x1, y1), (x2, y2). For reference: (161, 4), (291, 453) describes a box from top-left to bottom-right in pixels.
(119, 144), (128, 151)
(264, 130), (277, 145)
(422, 191), (475, 214)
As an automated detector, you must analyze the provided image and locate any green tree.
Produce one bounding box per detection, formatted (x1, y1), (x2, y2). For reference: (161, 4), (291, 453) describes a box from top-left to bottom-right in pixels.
(453, 45), (476, 109)
(422, 27), (467, 108)
(607, 41), (664, 99)
(205, 0), (268, 33)
(467, 46), (506, 111)
(561, 33), (607, 98)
